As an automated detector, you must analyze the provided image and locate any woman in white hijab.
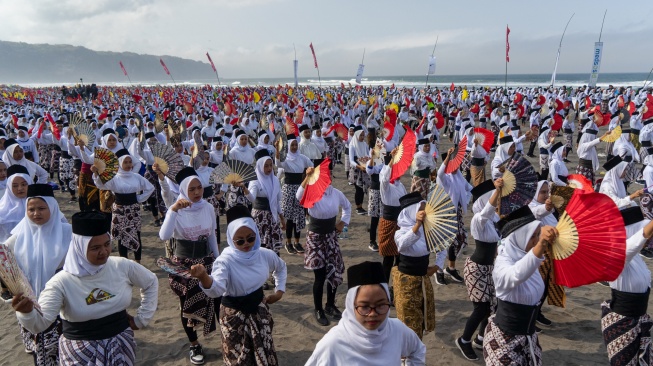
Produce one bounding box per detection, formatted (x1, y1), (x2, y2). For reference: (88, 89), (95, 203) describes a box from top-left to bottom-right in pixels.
(575, 126), (603, 184)
(6, 184), (70, 365)
(0, 165), (33, 242)
(640, 153), (653, 220)
(548, 142), (568, 187)
(483, 206), (557, 366)
(599, 157), (644, 209)
(311, 127), (327, 155)
(306, 261), (426, 366)
(410, 137), (437, 201)
(348, 127), (371, 214)
(0, 160), (7, 199)
(226, 130), (255, 211)
(537, 123), (555, 180)
(228, 130), (255, 164)
(254, 130), (275, 156)
(490, 135), (515, 180)
(1, 139), (49, 184)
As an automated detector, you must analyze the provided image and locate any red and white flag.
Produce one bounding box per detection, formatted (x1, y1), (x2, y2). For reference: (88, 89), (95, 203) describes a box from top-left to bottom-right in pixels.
(206, 52), (217, 73)
(119, 61), (128, 76)
(309, 42), (318, 69)
(506, 26), (511, 62)
(160, 58), (171, 75)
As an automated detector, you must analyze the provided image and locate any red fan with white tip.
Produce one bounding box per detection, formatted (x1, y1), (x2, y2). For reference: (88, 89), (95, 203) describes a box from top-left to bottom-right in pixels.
(434, 112), (445, 130)
(551, 113), (563, 131)
(552, 191), (626, 288)
(567, 174), (594, 193)
(445, 135), (467, 174)
(383, 121), (395, 141)
(300, 158), (331, 209)
(390, 128), (416, 182)
(473, 127), (494, 153)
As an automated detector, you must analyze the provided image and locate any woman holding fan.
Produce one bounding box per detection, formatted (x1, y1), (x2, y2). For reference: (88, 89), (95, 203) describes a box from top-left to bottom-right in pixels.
(226, 130), (255, 210)
(575, 125), (603, 184)
(410, 138), (437, 201)
(0, 165), (33, 243)
(349, 126), (371, 215)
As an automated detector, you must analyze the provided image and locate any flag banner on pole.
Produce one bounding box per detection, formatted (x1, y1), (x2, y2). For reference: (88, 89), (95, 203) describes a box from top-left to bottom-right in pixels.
(551, 50), (561, 86)
(160, 58), (171, 75)
(355, 64), (365, 84)
(293, 60), (299, 88)
(428, 56), (437, 75)
(589, 42), (603, 87)
(119, 61), (128, 76)
(309, 43), (318, 69)
(506, 26), (511, 62)
(206, 52), (217, 73)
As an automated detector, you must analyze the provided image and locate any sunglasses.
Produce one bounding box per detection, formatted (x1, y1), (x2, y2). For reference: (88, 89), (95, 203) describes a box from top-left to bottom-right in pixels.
(234, 235), (256, 246)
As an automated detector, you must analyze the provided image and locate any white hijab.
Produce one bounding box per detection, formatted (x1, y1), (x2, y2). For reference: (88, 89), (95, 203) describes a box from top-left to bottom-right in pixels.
(0, 173), (32, 228)
(254, 156), (281, 222)
(397, 201), (424, 229)
(599, 161), (629, 199)
(100, 132), (121, 153)
(350, 130), (369, 158)
(221, 217), (262, 264)
(529, 181), (558, 227)
(2, 144), (38, 178)
(499, 220), (541, 263)
(311, 131), (327, 152)
(63, 233), (107, 277)
(338, 283), (392, 354)
(493, 140), (514, 166)
(12, 196), (71, 296)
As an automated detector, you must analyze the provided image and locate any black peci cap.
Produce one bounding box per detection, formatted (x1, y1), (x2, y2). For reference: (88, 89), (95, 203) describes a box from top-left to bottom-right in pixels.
(226, 204), (252, 224)
(254, 149), (270, 162)
(72, 211), (110, 237)
(347, 261), (387, 288)
(399, 191), (423, 211)
(621, 206), (644, 226)
(496, 205), (536, 237)
(7, 164), (29, 177)
(175, 167), (197, 185)
(27, 183), (54, 198)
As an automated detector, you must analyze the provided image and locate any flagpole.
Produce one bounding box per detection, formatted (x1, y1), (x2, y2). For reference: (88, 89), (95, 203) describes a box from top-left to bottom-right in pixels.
(551, 13), (575, 87)
(425, 36), (438, 88)
(644, 66), (653, 89)
(316, 68), (322, 88)
(505, 24), (508, 89)
(214, 69), (221, 87)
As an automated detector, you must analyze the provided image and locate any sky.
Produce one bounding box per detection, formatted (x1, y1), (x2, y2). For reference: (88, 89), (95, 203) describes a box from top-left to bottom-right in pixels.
(0, 0), (652, 78)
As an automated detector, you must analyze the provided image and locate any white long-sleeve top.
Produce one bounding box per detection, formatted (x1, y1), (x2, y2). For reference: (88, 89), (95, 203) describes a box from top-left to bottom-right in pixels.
(378, 165), (407, 207)
(610, 229), (651, 293)
(577, 137), (601, 171)
(158, 177), (179, 209)
(549, 160), (569, 187)
(246, 179), (282, 216)
(493, 250), (544, 306)
(159, 208), (219, 257)
(201, 247), (287, 297)
(92, 172), (154, 203)
(16, 257), (158, 333)
(394, 227), (430, 257)
(296, 186), (351, 225)
(470, 201), (500, 243)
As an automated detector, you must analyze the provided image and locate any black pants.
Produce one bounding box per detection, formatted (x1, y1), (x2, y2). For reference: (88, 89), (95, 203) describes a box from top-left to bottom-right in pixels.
(117, 231), (142, 261)
(369, 216), (379, 243)
(527, 141), (537, 156)
(285, 220), (301, 240)
(355, 185), (365, 206)
(462, 301), (492, 341)
(180, 297), (221, 343)
(313, 267), (337, 311)
(539, 169), (549, 182)
(382, 255), (400, 283)
(448, 244), (457, 262)
(147, 194), (160, 218)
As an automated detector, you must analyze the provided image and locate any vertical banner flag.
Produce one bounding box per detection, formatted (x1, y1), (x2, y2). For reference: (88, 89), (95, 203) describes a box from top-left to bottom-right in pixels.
(293, 60), (299, 88)
(160, 58), (171, 75)
(206, 52), (217, 72)
(355, 64), (365, 84)
(506, 26), (511, 62)
(119, 61), (128, 76)
(428, 56), (437, 75)
(309, 43), (318, 69)
(589, 42), (603, 87)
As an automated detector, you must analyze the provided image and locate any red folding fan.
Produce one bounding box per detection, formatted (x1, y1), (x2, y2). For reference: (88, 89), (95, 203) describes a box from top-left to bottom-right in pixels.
(445, 135), (468, 174)
(434, 111), (445, 130)
(383, 121), (395, 141)
(473, 127), (494, 153)
(390, 128), (416, 182)
(552, 191), (626, 288)
(551, 113), (563, 131)
(567, 174), (594, 193)
(300, 158), (332, 209)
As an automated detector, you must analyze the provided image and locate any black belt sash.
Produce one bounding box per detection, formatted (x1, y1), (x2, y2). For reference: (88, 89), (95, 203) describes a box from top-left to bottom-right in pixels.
(558, 175), (568, 184)
(381, 205), (401, 221)
(174, 238), (209, 258)
(539, 148), (549, 155)
(62, 310), (129, 341)
(307, 216), (336, 234)
(414, 168), (430, 178)
(253, 197), (271, 210)
(494, 299), (539, 336)
(114, 193), (137, 205)
(470, 240), (497, 265)
(563, 128), (573, 134)
(578, 158), (593, 169)
(397, 254), (429, 277)
(284, 172), (304, 185)
(370, 174), (380, 190)
(471, 157), (485, 166)
(610, 288), (650, 318)
(202, 186), (214, 198)
(631, 129), (641, 135)
(61, 151), (72, 159)
(222, 287), (264, 314)
(643, 141), (652, 147)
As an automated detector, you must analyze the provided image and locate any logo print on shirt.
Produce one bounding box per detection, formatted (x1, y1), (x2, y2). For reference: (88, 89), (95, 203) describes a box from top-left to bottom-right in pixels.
(86, 288), (115, 305)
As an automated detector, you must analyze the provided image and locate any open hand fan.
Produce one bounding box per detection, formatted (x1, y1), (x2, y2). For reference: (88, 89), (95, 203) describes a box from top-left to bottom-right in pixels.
(552, 191), (626, 287)
(473, 127), (494, 153)
(434, 111), (445, 130)
(600, 125), (622, 143)
(619, 108), (631, 125)
(154, 113), (165, 134)
(93, 147), (118, 184)
(156, 257), (192, 279)
(300, 158), (331, 209)
(445, 135), (468, 174)
(383, 121), (395, 141)
(0, 244), (38, 305)
(390, 128), (416, 182)
(211, 159), (257, 185)
(151, 143), (185, 180)
(333, 123), (348, 141)
(73, 122), (95, 147)
(191, 130), (205, 169)
(500, 154), (538, 215)
(423, 184), (458, 253)
(372, 143), (386, 166)
(275, 132), (288, 163)
(567, 174), (594, 193)
(69, 112), (85, 128)
(551, 114), (563, 131)
(550, 185), (575, 215)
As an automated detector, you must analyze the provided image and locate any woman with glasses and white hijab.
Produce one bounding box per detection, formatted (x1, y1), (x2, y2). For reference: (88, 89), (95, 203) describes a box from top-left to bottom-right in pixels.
(191, 205), (287, 366)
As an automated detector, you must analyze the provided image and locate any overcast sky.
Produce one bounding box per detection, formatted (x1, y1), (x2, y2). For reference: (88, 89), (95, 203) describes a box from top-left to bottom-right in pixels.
(1, 0), (651, 78)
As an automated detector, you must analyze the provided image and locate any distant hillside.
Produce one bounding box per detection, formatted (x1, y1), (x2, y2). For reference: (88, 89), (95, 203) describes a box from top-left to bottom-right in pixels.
(0, 40), (213, 84)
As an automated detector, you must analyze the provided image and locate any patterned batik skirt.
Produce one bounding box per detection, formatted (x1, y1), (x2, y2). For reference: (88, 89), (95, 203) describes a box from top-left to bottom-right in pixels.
(470, 163), (486, 188)
(50, 148), (61, 175)
(378, 218), (399, 257)
(449, 205), (468, 259)
(99, 190), (115, 214)
(538, 253), (566, 308)
(111, 203), (142, 251)
(575, 164), (595, 185)
(252, 208), (283, 253)
(367, 189), (381, 218)
(349, 165), (371, 190)
(20, 318), (61, 366)
(325, 138), (337, 162)
(59, 328), (136, 366)
(601, 301), (653, 366)
(483, 316), (542, 366)
(539, 154), (549, 173)
(144, 169), (167, 215)
(463, 257), (495, 303)
(641, 147), (650, 162)
(225, 185), (249, 210)
(219, 302), (278, 366)
(563, 132), (573, 152)
(410, 176), (430, 201)
(59, 157), (77, 191)
(38, 143), (54, 171)
(390, 267), (436, 339)
(78, 172), (99, 209)
(304, 230), (345, 288)
(206, 194), (222, 241)
(169, 255), (217, 337)
(280, 184), (305, 231)
(460, 153), (472, 175)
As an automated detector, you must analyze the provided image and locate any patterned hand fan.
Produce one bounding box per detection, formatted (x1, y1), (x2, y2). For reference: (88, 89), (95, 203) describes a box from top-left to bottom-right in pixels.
(445, 135), (467, 174)
(0, 244), (38, 305)
(151, 143), (185, 180)
(423, 184), (458, 253)
(156, 257), (192, 279)
(211, 159), (257, 185)
(300, 158), (331, 209)
(275, 132), (288, 163)
(191, 130), (205, 169)
(550, 185), (575, 215)
(567, 174), (594, 193)
(600, 125), (622, 143)
(552, 191), (626, 287)
(473, 127), (494, 153)
(69, 112), (85, 128)
(73, 122), (95, 147)
(372, 143), (386, 166)
(93, 147), (118, 184)
(390, 128), (416, 182)
(499, 154), (538, 215)
(154, 113), (165, 134)
(619, 108), (631, 125)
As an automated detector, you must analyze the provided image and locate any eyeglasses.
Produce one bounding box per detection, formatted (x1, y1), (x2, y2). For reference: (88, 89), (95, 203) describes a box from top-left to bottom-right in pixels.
(234, 235), (256, 246)
(354, 304), (391, 316)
